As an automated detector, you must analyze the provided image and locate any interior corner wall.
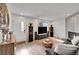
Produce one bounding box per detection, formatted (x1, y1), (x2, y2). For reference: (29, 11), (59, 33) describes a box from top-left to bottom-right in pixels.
(52, 18), (66, 39)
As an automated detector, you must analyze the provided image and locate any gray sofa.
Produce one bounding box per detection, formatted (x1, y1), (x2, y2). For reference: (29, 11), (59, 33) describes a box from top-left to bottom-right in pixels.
(46, 41), (79, 55)
(46, 32), (79, 55)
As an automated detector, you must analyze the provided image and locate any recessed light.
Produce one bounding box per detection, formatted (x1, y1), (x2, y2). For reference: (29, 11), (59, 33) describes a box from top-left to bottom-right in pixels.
(66, 13), (70, 16)
(20, 12), (24, 15)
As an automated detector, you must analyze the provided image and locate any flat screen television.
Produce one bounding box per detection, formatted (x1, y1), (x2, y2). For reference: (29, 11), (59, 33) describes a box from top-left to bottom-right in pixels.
(38, 27), (47, 34)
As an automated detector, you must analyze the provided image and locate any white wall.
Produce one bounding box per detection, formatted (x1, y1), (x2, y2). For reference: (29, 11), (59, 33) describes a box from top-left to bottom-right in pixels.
(52, 18), (65, 39)
(11, 13), (66, 42)
(65, 13), (79, 39)
(74, 14), (79, 33)
(11, 14), (27, 42)
(11, 13), (51, 42)
(0, 31), (2, 43)
(11, 13), (43, 42)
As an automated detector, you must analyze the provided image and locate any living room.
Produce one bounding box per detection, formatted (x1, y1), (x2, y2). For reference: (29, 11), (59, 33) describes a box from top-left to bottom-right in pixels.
(0, 3), (79, 55)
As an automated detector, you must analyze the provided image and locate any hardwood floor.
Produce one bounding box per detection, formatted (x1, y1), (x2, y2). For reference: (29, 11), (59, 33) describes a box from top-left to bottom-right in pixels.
(15, 37), (64, 55)
(15, 40), (47, 55)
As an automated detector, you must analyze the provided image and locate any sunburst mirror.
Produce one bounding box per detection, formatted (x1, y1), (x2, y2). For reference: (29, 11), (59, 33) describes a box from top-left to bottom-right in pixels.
(0, 3), (9, 29)
(0, 3), (10, 42)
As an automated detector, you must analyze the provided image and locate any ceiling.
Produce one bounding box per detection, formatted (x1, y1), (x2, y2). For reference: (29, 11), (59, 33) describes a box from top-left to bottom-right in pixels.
(6, 3), (79, 21)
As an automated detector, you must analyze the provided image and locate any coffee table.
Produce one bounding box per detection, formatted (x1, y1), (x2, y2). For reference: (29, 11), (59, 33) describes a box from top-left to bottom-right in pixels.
(42, 38), (53, 48)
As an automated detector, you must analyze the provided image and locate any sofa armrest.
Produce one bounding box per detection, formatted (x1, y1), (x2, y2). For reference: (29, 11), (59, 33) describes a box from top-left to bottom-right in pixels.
(54, 44), (79, 55)
(63, 39), (72, 44)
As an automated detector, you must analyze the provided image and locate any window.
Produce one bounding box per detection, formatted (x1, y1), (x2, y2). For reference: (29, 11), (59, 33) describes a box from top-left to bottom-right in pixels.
(21, 21), (24, 32)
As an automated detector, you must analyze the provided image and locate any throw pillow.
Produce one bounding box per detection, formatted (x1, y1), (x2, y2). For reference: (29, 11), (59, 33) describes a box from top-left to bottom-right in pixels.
(71, 36), (79, 45)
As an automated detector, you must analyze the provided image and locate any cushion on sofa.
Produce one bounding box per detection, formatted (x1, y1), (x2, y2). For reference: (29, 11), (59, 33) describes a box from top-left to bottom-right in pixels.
(71, 36), (79, 45)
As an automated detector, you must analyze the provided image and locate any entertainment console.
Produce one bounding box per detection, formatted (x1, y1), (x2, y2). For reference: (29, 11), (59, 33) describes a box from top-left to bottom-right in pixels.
(35, 32), (49, 40)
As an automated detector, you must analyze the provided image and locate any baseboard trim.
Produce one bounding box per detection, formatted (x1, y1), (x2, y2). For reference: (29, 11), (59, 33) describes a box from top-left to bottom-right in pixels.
(16, 40), (26, 45)
(54, 36), (65, 40)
